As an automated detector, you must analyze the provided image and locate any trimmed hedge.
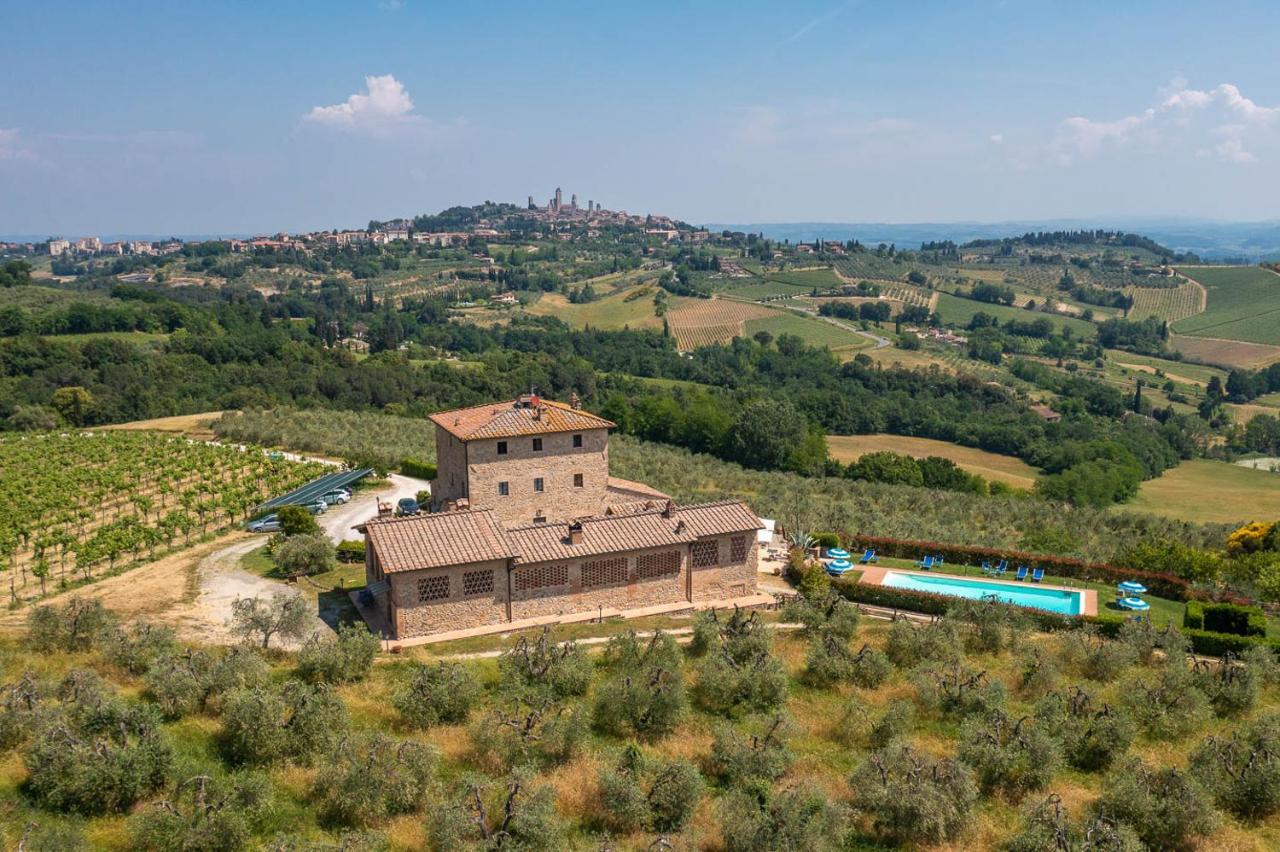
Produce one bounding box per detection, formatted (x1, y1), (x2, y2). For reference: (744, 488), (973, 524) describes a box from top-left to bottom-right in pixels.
(336, 539), (366, 564)
(832, 578), (1277, 659)
(400, 457), (437, 480)
(846, 534), (1201, 603)
(1185, 601), (1267, 636)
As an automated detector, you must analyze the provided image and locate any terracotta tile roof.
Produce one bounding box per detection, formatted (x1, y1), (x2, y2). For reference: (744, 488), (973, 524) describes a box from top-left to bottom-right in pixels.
(429, 397), (615, 441)
(674, 500), (764, 538)
(362, 509), (515, 574)
(508, 512), (697, 563)
(606, 476), (671, 501)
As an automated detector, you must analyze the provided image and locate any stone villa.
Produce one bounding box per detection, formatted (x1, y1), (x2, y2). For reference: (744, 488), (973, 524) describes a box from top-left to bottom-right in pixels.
(358, 395), (762, 640)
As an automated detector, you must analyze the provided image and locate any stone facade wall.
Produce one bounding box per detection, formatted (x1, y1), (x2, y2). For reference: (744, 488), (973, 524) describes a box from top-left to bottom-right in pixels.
(690, 534), (758, 601)
(390, 558), (510, 637)
(430, 424), (469, 507)
(510, 544), (689, 621)
(466, 427), (609, 526)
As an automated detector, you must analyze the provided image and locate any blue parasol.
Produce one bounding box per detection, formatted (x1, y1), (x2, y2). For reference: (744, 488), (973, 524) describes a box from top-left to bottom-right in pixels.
(1117, 596), (1150, 612)
(826, 548), (850, 560)
(1117, 581), (1148, 595)
(826, 558), (854, 575)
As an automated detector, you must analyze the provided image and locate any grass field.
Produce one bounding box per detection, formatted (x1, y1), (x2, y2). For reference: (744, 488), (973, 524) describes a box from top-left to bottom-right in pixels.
(1104, 350), (1225, 387)
(1168, 333), (1280, 370)
(934, 292), (1098, 337)
(720, 279), (812, 300)
(742, 312), (874, 356)
(39, 330), (170, 346)
(763, 266), (844, 289)
(525, 286), (676, 332)
(1119, 458), (1280, 524)
(1174, 266), (1280, 345)
(827, 434), (1040, 489)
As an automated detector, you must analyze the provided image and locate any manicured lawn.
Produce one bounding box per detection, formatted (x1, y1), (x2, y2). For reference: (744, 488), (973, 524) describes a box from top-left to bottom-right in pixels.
(1118, 458), (1280, 525)
(1174, 266), (1280, 345)
(827, 434), (1040, 489)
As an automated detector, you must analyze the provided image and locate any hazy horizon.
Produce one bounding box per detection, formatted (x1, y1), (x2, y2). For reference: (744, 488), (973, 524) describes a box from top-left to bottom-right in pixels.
(3, 1), (1279, 234)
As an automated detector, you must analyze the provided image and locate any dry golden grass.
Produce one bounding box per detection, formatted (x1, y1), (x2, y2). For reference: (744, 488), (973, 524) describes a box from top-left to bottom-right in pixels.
(827, 433), (1040, 488)
(100, 410), (227, 439)
(1170, 333), (1280, 369)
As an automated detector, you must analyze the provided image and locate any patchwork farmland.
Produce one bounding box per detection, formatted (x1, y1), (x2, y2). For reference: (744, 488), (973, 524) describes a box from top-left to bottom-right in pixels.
(1173, 266), (1280, 345)
(1127, 277), (1206, 323)
(664, 297), (777, 349)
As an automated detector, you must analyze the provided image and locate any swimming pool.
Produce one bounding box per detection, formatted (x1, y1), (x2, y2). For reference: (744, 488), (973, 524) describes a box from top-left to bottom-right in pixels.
(880, 570), (1086, 616)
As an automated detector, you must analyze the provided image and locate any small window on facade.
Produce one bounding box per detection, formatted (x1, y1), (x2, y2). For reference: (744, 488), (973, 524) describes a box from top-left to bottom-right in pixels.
(498, 481), (509, 496)
(730, 535), (749, 563)
(573, 433), (583, 448)
(534, 477), (544, 493)
(573, 473), (584, 488)
(462, 569), (494, 596)
(416, 575), (450, 602)
(497, 441), (508, 455)
(532, 438), (543, 452)
(692, 540), (720, 568)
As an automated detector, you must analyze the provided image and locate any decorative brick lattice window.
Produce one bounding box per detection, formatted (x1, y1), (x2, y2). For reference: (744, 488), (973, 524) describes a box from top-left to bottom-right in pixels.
(730, 535), (749, 563)
(462, 569), (494, 596)
(514, 563), (569, 592)
(416, 575), (450, 602)
(636, 550), (681, 580)
(691, 540), (720, 568)
(582, 557), (628, 589)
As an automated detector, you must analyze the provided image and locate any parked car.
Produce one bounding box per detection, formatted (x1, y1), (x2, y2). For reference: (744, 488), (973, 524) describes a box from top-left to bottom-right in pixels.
(303, 500), (328, 515)
(248, 514), (281, 533)
(396, 497), (420, 516)
(321, 489), (352, 505)
(266, 451), (285, 461)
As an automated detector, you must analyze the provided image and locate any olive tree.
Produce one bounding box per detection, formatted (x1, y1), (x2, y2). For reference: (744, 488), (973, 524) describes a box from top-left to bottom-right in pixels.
(693, 609), (787, 715)
(312, 734), (437, 828)
(1191, 653), (1259, 718)
(1060, 626), (1137, 682)
(296, 623), (380, 684)
(1190, 714), (1280, 820)
(913, 660), (1007, 720)
(719, 781), (845, 852)
(782, 588), (860, 639)
(597, 743), (702, 834)
(228, 593), (312, 650)
(1095, 759), (1217, 851)
(27, 596), (116, 653)
(1033, 686), (1134, 772)
(593, 631), (687, 738)
(958, 710), (1062, 800)
(852, 743), (977, 846)
(1006, 794), (1142, 852)
(705, 714), (793, 785)
(274, 533), (336, 578)
(885, 616), (960, 669)
(392, 661), (481, 728)
(429, 772), (564, 852)
(145, 646), (269, 719)
(479, 698), (589, 770)
(1122, 664), (1210, 740)
(221, 681), (347, 765)
(497, 627), (591, 701)
(128, 772), (274, 852)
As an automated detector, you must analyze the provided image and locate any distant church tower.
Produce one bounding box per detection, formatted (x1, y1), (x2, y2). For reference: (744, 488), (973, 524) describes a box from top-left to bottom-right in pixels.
(570, 193), (578, 210)
(527, 195), (535, 209)
(554, 187), (563, 211)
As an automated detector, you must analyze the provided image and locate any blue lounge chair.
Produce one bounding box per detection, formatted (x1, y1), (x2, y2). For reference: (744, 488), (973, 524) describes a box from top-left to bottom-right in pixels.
(859, 548), (878, 564)
(914, 555), (935, 570)
(993, 559), (1008, 574)
(935, 556), (945, 569)
(1031, 567), (1045, 583)
(1015, 565), (1028, 581)
(981, 560), (994, 574)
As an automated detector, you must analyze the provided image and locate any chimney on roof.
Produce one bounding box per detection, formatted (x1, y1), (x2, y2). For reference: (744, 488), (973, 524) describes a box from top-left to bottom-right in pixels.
(674, 520), (687, 534)
(661, 500), (675, 519)
(569, 391), (581, 410)
(568, 521), (584, 545)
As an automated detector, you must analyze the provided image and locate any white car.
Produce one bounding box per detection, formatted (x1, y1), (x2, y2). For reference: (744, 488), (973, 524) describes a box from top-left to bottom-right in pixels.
(321, 489), (352, 505)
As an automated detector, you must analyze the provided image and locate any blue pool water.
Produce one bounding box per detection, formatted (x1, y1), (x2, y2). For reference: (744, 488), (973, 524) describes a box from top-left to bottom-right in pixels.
(882, 570), (1085, 616)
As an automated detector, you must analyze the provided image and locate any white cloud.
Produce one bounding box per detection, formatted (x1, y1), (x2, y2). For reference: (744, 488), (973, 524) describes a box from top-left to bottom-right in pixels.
(988, 133), (1004, 144)
(0, 128), (35, 161)
(379, 0), (405, 10)
(305, 74), (422, 133)
(1051, 80), (1278, 165)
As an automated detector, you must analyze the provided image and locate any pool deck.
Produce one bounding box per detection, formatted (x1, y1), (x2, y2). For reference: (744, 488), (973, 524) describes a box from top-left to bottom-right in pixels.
(858, 566), (1098, 617)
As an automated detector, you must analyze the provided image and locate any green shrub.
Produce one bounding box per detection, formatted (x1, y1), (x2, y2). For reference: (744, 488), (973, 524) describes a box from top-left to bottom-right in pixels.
(1007, 793), (1143, 852)
(693, 609), (787, 715)
(1183, 600), (1204, 630)
(852, 743), (977, 845)
(1117, 618), (1189, 666)
(705, 715), (793, 785)
(0, 672), (42, 751)
(335, 539), (366, 563)
(1123, 665), (1211, 740)
(128, 772), (273, 852)
(221, 681), (347, 765)
(1034, 686), (1134, 772)
(275, 505), (320, 537)
(1095, 759), (1217, 850)
(812, 532), (840, 549)
(719, 781), (844, 852)
(1190, 714), (1280, 820)
(399, 457), (437, 480)
(145, 647), (269, 719)
(885, 616), (960, 668)
(596, 744), (702, 834)
(497, 627), (592, 701)
(104, 621), (179, 675)
(914, 660), (1007, 719)
(805, 634), (888, 689)
(1060, 626), (1138, 682)
(429, 772), (564, 852)
(1243, 643), (1280, 686)
(782, 588), (859, 639)
(958, 710), (1061, 800)
(1017, 646), (1061, 698)
(274, 533), (336, 578)
(480, 699), (589, 770)
(593, 631), (686, 738)
(392, 662), (481, 728)
(948, 597), (1028, 655)
(296, 623), (379, 684)
(27, 596), (116, 653)
(313, 734), (437, 828)
(1191, 654), (1259, 718)
(24, 682), (174, 814)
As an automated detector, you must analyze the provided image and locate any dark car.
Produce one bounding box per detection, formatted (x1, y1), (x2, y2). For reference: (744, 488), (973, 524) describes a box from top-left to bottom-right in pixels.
(396, 497), (420, 516)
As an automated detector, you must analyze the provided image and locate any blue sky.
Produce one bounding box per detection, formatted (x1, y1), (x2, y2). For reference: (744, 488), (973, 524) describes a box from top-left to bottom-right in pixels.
(3, 0), (1280, 235)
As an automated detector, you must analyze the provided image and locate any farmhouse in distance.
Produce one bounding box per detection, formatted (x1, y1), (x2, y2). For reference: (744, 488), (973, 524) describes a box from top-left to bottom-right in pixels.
(357, 394), (763, 641)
